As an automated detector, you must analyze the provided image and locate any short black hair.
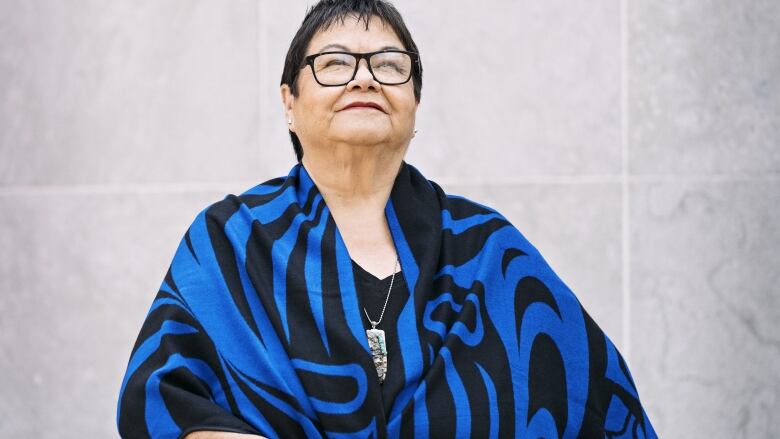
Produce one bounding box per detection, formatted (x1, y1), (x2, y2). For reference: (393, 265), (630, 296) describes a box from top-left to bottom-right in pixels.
(280, 0), (423, 162)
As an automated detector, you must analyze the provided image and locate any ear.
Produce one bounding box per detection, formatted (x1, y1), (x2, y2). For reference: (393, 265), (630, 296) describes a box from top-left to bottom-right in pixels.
(280, 84), (295, 131)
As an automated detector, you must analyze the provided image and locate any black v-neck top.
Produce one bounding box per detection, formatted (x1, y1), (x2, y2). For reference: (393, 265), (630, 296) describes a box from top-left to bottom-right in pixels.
(350, 258), (408, 415)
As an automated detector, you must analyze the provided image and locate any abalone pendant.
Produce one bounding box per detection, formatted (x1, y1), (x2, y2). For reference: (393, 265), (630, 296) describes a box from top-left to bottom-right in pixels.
(366, 327), (387, 383)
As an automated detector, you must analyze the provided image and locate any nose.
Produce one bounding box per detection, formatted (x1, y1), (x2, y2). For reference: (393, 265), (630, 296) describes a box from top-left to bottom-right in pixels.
(347, 58), (380, 91)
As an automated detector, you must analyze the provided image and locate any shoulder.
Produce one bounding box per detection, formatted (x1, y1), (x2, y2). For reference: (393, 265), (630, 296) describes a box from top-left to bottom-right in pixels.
(403, 162), (507, 221)
(403, 162), (537, 253)
(187, 172), (294, 232)
(424, 180), (544, 259)
(424, 177), (513, 235)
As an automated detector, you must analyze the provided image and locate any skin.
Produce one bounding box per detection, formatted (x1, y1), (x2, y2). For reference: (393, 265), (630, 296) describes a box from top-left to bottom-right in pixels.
(184, 433), (264, 439)
(184, 13), (419, 439)
(184, 431), (267, 439)
(281, 13), (419, 280)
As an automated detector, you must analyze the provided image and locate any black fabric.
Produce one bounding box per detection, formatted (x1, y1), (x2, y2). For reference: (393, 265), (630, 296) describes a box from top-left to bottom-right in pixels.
(351, 259), (407, 415)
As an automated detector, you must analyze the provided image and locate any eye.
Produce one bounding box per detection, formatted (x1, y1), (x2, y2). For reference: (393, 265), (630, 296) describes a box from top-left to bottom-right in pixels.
(377, 62), (405, 73)
(325, 59), (350, 67)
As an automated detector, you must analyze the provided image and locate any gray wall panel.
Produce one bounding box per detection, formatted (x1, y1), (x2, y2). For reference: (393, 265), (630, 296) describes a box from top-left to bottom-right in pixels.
(0, 1), (261, 185)
(629, 1), (780, 174)
(630, 180), (780, 437)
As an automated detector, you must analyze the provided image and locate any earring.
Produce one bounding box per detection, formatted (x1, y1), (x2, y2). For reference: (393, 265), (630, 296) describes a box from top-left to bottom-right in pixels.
(413, 129), (418, 134)
(287, 119), (292, 125)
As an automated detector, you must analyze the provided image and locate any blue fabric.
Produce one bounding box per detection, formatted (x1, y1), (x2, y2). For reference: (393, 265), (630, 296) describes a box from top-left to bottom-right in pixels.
(117, 161), (658, 438)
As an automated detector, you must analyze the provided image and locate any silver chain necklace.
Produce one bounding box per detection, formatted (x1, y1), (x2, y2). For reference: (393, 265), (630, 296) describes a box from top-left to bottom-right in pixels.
(363, 257), (398, 384)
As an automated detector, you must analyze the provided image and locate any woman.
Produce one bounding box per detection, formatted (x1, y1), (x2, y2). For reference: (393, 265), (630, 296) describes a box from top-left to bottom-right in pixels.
(117, 1), (658, 438)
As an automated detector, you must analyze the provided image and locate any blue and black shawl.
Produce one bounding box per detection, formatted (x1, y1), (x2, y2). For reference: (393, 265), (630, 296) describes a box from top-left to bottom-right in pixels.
(117, 160), (658, 438)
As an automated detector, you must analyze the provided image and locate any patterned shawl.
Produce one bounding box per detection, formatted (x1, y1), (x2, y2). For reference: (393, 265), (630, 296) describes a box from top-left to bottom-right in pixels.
(117, 160), (658, 438)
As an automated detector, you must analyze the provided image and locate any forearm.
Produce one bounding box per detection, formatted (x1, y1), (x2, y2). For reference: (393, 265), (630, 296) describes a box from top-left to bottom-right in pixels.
(184, 432), (267, 439)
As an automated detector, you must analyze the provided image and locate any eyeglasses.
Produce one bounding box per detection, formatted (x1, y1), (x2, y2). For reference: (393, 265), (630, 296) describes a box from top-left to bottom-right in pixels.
(301, 49), (419, 87)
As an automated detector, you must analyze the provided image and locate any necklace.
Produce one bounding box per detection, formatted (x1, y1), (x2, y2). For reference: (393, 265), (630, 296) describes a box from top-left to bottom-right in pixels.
(362, 257), (398, 384)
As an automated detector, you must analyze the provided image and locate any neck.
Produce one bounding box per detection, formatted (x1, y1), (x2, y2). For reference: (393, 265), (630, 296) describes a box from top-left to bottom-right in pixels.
(301, 144), (406, 209)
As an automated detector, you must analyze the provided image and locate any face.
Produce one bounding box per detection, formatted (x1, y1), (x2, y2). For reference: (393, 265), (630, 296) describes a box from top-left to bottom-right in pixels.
(281, 15), (418, 153)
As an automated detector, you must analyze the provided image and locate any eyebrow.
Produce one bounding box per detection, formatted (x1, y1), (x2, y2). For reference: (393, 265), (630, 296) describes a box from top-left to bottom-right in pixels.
(315, 43), (403, 53)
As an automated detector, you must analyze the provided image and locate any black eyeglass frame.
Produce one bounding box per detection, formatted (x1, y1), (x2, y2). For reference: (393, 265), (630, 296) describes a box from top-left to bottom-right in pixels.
(301, 49), (420, 87)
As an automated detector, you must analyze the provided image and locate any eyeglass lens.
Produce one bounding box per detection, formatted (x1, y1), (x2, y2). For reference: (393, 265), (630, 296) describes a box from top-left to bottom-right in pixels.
(312, 52), (412, 85)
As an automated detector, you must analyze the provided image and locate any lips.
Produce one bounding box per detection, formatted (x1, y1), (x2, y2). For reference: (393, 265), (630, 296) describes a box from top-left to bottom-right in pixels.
(341, 101), (385, 112)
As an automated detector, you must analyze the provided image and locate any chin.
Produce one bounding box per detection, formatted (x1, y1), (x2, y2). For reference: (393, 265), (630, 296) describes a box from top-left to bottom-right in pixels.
(334, 128), (389, 145)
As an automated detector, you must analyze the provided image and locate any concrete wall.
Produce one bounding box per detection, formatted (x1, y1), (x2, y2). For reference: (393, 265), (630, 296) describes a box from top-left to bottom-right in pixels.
(1, 1), (777, 437)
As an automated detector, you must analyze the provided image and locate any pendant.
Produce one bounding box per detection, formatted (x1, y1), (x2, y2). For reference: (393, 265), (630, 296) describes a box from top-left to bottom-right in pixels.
(366, 327), (387, 383)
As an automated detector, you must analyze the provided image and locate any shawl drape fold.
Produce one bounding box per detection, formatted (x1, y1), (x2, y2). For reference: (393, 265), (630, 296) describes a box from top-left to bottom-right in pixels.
(117, 160), (657, 438)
